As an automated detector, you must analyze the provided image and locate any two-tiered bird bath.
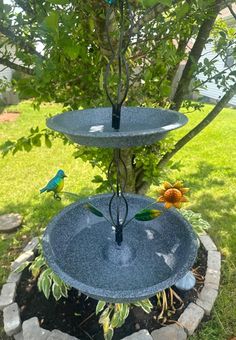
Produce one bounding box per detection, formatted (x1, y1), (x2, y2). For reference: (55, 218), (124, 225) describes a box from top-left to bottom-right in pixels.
(42, 0), (198, 303)
(42, 106), (198, 302)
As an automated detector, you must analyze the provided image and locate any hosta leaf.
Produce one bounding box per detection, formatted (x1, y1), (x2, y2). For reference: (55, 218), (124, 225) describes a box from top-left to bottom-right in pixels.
(60, 282), (69, 298)
(99, 307), (110, 324)
(133, 299), (153, 313)
(41, 276), (52, 299)
(104, 328), (114, 340)
(51, 272), (62, 285)
(96, 300), (106, 315)
(84, 203), (104, 217)
(134, 209), (162, 221)
(111, 311), (120, 328)
(52, 283), (62, 301)
(14, 261), (30, 273)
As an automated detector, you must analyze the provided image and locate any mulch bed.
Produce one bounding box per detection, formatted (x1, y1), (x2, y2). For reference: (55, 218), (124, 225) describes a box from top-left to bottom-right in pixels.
(0, 111), (20, 122)
(16, 245), (207, 340)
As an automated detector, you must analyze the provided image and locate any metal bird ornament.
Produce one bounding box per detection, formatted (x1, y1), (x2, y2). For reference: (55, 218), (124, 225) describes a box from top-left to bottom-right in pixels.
(40, 169), (67, 200)
(105, 0), (116, 4)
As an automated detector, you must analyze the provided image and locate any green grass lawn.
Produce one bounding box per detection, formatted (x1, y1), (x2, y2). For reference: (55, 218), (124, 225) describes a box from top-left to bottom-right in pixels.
(0, 100), (235, 340)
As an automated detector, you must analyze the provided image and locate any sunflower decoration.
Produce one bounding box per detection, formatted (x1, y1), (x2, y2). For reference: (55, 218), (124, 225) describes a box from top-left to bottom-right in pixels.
(158, 181), (189, 209)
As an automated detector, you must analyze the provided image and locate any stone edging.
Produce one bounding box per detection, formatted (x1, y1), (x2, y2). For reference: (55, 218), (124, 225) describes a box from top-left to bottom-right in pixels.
(0, 233), (221, 340)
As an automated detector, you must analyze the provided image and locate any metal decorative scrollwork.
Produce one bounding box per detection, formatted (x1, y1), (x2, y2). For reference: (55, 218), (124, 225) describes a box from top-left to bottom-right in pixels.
(107, 149), (129, 245)
(104, 0), (134, 246)
(103, 0), (134, 246)
(104, 0), (134, 130)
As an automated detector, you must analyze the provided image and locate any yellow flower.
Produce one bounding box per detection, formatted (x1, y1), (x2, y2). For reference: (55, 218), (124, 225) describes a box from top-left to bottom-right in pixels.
(158, 181), (189, 209)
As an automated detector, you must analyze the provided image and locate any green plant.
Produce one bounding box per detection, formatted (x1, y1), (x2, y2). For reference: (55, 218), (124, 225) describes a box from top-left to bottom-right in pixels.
(156, 287), (183, 323)
(96, 299), (152, 340)
(180, 209), (211, 234)
(15, 244), (70, 301)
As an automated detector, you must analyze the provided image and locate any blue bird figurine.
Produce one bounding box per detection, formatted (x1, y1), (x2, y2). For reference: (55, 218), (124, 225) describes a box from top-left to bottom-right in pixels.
(40, 169), (67, 200)
(105, 0), (116, 4)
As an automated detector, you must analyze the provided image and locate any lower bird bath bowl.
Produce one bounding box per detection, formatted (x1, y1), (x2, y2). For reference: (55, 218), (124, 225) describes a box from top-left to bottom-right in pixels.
(43, 194), (198, 302)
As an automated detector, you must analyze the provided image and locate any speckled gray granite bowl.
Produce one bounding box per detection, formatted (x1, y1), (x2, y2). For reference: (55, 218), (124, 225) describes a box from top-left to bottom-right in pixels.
(43, 194), (198, 302)
(46, 107), (188, 148)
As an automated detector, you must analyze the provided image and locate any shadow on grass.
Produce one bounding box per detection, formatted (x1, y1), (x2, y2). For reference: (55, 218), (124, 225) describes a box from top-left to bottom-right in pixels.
(184, 162), (236, 191)
(0, 186), (98, 235)
(183, 162), (236, 263)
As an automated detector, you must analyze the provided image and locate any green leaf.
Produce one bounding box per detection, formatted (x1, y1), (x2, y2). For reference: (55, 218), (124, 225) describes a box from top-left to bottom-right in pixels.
(134, 209), (162, 221)
(99, 68), (104, 91)
(99, 307), (110, 324)
(14, 261), (30, 273)
(96, 300), (106, 315)
(43, 11), (59, 33)
(0, 140), (15, 156)
(121, 303), (129, 319)
(84, 203), (104, 217)
(133, 299), (153, 313)
(176, 3), (189, 19)
(32, 135), (42, 147)
(23, 140), (32, 152)
(111, 311), (121, 328)
(92, 175), (104, 183)
(60, 283), (69, 298)
(49, 0), (68, 4)
(52, 283), (62, 301)
(40, 269), (52, 299)
(51, 272), (63, 286)
(45, 135), (52, 148)
(104, 328), (114, 340)
(63, 39), (80, 60)
(142, 0), (171, 7)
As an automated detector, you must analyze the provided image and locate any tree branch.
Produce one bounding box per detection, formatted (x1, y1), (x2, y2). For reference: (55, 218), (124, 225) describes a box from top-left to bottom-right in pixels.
(14, 0), (34, 15)
(170, 1), (222, 110)
(157, 82), (236, 169)
(225, 2), (236, 20)
(134, 3), (166, 33)
(192, 62), (236, 91)
(0, 24), (43, 59)
(0, 57), (34, 75)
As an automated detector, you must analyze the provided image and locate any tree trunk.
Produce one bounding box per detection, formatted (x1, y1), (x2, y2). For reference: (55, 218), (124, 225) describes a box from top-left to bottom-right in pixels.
(120, 149), (149, 194)
(157, 83), (236, 169)
(170, 1), (222, 111)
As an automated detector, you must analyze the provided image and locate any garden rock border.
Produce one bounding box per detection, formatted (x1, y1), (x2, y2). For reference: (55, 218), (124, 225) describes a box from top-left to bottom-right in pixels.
(0, 233), (221, 340)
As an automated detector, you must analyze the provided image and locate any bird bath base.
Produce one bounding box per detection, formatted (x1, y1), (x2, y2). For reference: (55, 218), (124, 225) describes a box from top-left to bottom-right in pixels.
(43, 194), (198, 302)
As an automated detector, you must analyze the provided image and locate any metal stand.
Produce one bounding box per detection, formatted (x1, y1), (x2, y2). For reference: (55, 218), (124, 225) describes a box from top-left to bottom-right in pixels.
(104, 0), (133, 244)
(104, 0), (133, 130)
(108, 149), (128, 245)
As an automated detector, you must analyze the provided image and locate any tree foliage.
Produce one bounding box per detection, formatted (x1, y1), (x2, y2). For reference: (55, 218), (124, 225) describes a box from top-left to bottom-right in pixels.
(0, 0), (236, 193)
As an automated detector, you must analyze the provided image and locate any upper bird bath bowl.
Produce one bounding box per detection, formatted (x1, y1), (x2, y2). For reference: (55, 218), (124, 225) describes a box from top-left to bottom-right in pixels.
(46, 106), (188, 148)
(43, 194), (198, 302)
